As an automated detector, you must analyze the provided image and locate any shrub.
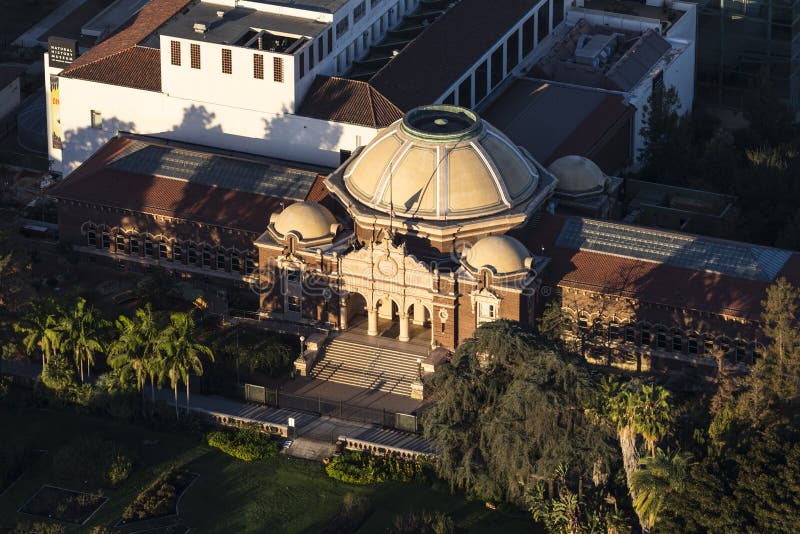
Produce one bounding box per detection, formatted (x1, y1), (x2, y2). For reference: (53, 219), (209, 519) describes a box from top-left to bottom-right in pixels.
(122, 469), (195, 522)
(52, 436), (134, 487)
(390, 510), (455, 534)
(11, 520), (66, 534)
(324, 451), (428, 485)
(206, 428), (278, 461)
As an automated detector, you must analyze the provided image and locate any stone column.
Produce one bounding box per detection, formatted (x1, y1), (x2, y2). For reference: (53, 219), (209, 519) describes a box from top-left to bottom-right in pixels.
(339, 298), (349, 330)
(413, 304), (425, 326)
(399, 313), (410, 342)
(367, 308), (378, 336)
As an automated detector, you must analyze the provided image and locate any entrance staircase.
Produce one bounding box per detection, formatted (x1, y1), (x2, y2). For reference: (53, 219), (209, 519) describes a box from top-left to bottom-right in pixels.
(309, 337), (423, 397)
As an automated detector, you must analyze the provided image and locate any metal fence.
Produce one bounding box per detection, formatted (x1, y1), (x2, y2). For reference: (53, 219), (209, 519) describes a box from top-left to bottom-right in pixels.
(243, 383), (420, 433)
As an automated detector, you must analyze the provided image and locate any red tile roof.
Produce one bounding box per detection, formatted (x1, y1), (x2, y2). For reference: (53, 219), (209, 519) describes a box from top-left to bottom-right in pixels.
(297, 76), (403, 128)
(515, 214), (800, 321)
(49, 137), (319, 234)
(60, 0), (191, 90)
(60, 46), (161, 92)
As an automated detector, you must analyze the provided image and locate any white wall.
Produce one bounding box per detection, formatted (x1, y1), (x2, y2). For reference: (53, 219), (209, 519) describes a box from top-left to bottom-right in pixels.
(56, 76), (379, 175)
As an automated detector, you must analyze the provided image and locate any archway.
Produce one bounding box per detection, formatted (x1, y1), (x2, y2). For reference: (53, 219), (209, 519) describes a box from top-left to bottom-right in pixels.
(375, 298), (400, 338)
(340, 292), (368, 331)
(408, 302), (434, 346)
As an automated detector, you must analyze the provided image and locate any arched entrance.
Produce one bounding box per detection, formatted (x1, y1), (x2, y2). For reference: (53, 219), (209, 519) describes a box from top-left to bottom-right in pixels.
(341, 292), (368, 330)
(408, 302), (435, 347)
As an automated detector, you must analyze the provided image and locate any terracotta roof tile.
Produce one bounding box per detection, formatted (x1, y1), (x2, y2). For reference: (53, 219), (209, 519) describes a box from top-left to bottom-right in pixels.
(60, 0), (191, 90)
(297, 76), (403, 128)
(48, 137), (325, 234)
(515, 214), (800, 321)
(61, 46), (161, 92)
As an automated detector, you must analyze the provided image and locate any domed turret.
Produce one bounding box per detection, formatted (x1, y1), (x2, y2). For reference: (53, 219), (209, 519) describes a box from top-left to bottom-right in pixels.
(268, 201), (340, 247)
(343, 105), (540, 221)
(548, 155), (608, 196)
(462, 235), (533, 277)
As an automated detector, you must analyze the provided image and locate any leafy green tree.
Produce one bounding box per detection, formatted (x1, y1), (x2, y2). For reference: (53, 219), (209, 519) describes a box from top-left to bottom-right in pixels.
(537, 300), (572, 344)
(628, 448), (692, 532)
(108, 304), (161, 399)
(14, 299), (61, 367)
(423, 321), (611, 505)
(57, 297), (108, 382)
(638, 85), (694, 183)
(158, 312), (214, 418)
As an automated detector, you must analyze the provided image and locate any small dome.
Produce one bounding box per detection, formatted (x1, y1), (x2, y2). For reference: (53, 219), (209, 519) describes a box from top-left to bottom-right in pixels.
(270, 202), (340, 243)
(343, 105), (540, 221)
(549, 155), (607, 194)
(463, 235), (533, 276)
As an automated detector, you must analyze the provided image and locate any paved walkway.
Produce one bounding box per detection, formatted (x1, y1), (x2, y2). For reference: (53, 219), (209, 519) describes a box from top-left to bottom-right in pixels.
(14, 0), (87, 46)
(0, 359), (435, 458)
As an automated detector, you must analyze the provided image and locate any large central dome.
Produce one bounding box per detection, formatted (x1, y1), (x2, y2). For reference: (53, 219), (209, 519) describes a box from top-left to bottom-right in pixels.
(343, 105), (540, 221)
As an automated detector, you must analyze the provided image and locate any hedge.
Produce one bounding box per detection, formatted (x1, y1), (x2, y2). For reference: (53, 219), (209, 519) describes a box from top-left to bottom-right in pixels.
(206, 428), (278, 461)
(325, 451), (427, 485)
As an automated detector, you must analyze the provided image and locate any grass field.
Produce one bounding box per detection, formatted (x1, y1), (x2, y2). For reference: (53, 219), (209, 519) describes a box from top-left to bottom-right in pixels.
(0, 407), (536, 533)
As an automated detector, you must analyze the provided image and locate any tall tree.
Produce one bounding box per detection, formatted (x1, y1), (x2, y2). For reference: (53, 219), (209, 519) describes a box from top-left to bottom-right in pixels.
(14, 299), (61, 367)
(638, 85), (694, 183)
(108, 304), (161, 400)
(157, 312), (214, 419)
(628, 448), (692, 532)
(423, 321), (612, 505)
(57, 297), (108, 382)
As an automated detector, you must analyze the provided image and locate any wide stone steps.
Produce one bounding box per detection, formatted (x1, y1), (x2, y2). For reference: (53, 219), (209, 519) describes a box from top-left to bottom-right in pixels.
(309, 338), (423, 397)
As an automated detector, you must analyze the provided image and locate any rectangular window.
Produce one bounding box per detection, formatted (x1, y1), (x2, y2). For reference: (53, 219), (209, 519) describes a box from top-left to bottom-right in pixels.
(217, 251), (226, 270)
(354, 2), (366, 22)
(298, 50), (306, 78)
(253, 54), (264, 79)
(130, 238), (139, 255)
(608, 323), (620, 339)
(90, 110), (102, 129)
(336, 17), (349, 38)
(657, 332), (667, 349)
(115, 235), (125, 253)
(474, 61), (488, 104)
(273, 57), (283, 83)
(704, 338), (715, 355)
(144, 239), (154, 258)
(553, 0), (564, 27)
(202, 249), (212, 268)
(159, 242), (168, 259)
(286, 269), (300, 283)
(458, 77), (471, 107)
(625, 327), (636, 343)
(170, 40), (181, 66)
(641, 326), (651, 345)
(222, 48), (232, 74)
(537, 3), (550, 44)
(231, 255), (241, 273)
(187, 246), (198, 265)
(190, 43), (201, 69)
(173, 244), (183, 262)
(522, 15), (535, 56)
(101, 233), (110, 250)
(490, 46), (503, 88)
(688, 338), (698, 354)
(327, 28), (333, 54)
(673, 335), (683, 352)
(246, 257), (256, 275)
(87, 231), (96, 247)
(507, 32), (519, 71)
(309, 42), (315, 69)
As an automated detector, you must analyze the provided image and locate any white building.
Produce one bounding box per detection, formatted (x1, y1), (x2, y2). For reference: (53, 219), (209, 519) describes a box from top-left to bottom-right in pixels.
(45, 0), (695, 177)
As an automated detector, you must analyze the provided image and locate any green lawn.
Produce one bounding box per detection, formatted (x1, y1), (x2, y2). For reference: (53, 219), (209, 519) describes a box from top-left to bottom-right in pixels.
(0, 407), (535, 533)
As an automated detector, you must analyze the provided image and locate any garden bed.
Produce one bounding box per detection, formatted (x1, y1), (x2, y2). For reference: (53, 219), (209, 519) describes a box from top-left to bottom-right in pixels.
(119, 469), (198, 525)
(18, 485), (107, 525)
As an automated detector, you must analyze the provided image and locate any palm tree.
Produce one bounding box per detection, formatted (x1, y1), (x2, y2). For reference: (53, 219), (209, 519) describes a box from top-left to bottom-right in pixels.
(633, 384), (672, 457)
(108, 315), (147, 393)
(629, 448), (692, 532)
(157, 312), (214, 419)
(58, 297), (108, 382)
(600, 378), (673, 533)
(14, 299), (61, 367)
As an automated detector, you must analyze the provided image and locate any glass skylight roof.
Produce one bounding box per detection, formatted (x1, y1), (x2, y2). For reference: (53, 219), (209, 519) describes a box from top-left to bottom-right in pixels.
(556, 218), (792, 282)
(108, 141), (317, 201)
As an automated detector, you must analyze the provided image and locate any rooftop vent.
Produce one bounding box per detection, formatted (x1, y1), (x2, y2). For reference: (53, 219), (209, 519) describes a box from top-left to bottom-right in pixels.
(193, 22), (208, 34)
(216, 10), (225, 18)
(574, 34), (618, 68)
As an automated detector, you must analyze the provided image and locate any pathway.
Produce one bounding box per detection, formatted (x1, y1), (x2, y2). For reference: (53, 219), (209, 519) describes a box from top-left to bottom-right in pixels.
(0, 359), (434, 458)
